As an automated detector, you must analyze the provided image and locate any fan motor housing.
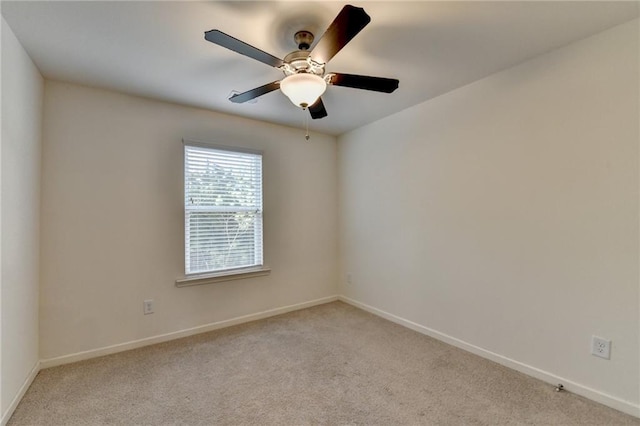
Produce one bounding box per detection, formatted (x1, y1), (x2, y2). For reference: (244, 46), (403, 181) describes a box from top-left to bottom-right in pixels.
(282, 49), (325, 77)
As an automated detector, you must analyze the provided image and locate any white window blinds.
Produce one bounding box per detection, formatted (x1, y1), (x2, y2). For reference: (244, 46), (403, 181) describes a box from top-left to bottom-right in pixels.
(184, 143), (263, 275)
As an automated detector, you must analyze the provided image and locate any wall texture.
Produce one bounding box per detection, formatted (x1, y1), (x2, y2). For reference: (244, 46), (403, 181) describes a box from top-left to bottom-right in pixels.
(1, 18), (43, 420)
(40, 81), (338, 360)
(338, 19), (639, 412)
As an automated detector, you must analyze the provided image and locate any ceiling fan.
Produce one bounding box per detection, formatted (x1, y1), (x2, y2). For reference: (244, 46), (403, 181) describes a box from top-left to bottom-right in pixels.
(204, 5), (399, 120)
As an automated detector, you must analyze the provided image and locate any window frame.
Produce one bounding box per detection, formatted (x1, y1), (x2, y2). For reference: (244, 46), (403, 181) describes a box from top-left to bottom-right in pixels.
(177, 139), (270, 287)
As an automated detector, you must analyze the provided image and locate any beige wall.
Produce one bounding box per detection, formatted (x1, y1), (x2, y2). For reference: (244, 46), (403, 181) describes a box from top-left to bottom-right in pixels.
(40, 81), (338, 360)
(338, 19), (639, 411)
(1, 18), (43, 420)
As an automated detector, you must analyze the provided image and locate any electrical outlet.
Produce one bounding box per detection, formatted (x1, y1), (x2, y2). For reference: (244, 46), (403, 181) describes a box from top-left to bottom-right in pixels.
(346, 274), (352, 284)
(143, 299), (154, 315)
(591, 336), (611, 359)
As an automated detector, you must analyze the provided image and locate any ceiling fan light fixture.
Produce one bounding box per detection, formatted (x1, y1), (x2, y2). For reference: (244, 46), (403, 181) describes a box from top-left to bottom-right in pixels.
(280, 73), (327, 109)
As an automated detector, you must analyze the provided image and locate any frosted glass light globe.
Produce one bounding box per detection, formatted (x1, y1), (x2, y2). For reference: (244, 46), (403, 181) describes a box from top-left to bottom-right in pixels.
(280, 73), (327, 108)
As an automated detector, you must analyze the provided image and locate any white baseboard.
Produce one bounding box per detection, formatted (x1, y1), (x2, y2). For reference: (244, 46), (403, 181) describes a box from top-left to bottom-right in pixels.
(16, 295), (640, 419)
(1, 361), (40, 426)
(41, 295), (338, 369)
(338, 295), (640, 419)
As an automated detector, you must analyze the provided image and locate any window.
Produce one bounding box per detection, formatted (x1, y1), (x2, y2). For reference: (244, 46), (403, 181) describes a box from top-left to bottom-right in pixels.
(183, 142), (263, 276)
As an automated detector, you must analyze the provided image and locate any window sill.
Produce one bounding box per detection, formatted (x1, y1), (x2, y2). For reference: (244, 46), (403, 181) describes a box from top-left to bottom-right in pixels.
(175, 266), (271, 288)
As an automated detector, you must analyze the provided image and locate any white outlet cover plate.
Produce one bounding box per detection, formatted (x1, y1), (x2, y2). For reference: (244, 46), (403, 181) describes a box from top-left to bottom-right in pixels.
(591, 336), (611, 359)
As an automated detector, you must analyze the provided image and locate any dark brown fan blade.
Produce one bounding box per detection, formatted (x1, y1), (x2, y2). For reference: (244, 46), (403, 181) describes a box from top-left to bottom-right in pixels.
(229, 81), (281, 103)
(328, 73), (399, 93)
(309, 5), (371, 65)
(308, 98), (328, 119)
(205, 30), (284, 68)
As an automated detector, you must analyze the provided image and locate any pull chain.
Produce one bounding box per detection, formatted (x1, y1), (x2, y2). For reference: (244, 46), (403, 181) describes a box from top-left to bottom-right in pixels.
(304, 109), (310, 141)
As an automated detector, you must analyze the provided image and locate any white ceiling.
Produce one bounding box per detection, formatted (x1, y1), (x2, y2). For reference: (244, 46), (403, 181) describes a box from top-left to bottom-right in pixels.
(2, 1), (638, 136)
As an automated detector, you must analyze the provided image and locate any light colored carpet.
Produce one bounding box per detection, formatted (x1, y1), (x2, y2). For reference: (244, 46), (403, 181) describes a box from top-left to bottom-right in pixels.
(8, 301), (639, 425)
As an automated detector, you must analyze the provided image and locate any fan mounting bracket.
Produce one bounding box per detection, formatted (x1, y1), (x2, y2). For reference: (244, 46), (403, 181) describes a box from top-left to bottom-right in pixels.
(294, 31), (314, 50)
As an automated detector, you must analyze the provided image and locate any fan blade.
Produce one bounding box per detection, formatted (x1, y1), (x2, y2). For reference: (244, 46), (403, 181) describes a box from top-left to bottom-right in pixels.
(328, 73), (399, 93)
(229, 81), (281, 103)
(205, 30), (284, 68)
(309, 5), (371, 64)
(308, 98), (328, 119)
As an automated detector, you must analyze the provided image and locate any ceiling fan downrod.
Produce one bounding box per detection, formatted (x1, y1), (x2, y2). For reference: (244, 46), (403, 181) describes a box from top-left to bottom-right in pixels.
(294, 31), (314, 51)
